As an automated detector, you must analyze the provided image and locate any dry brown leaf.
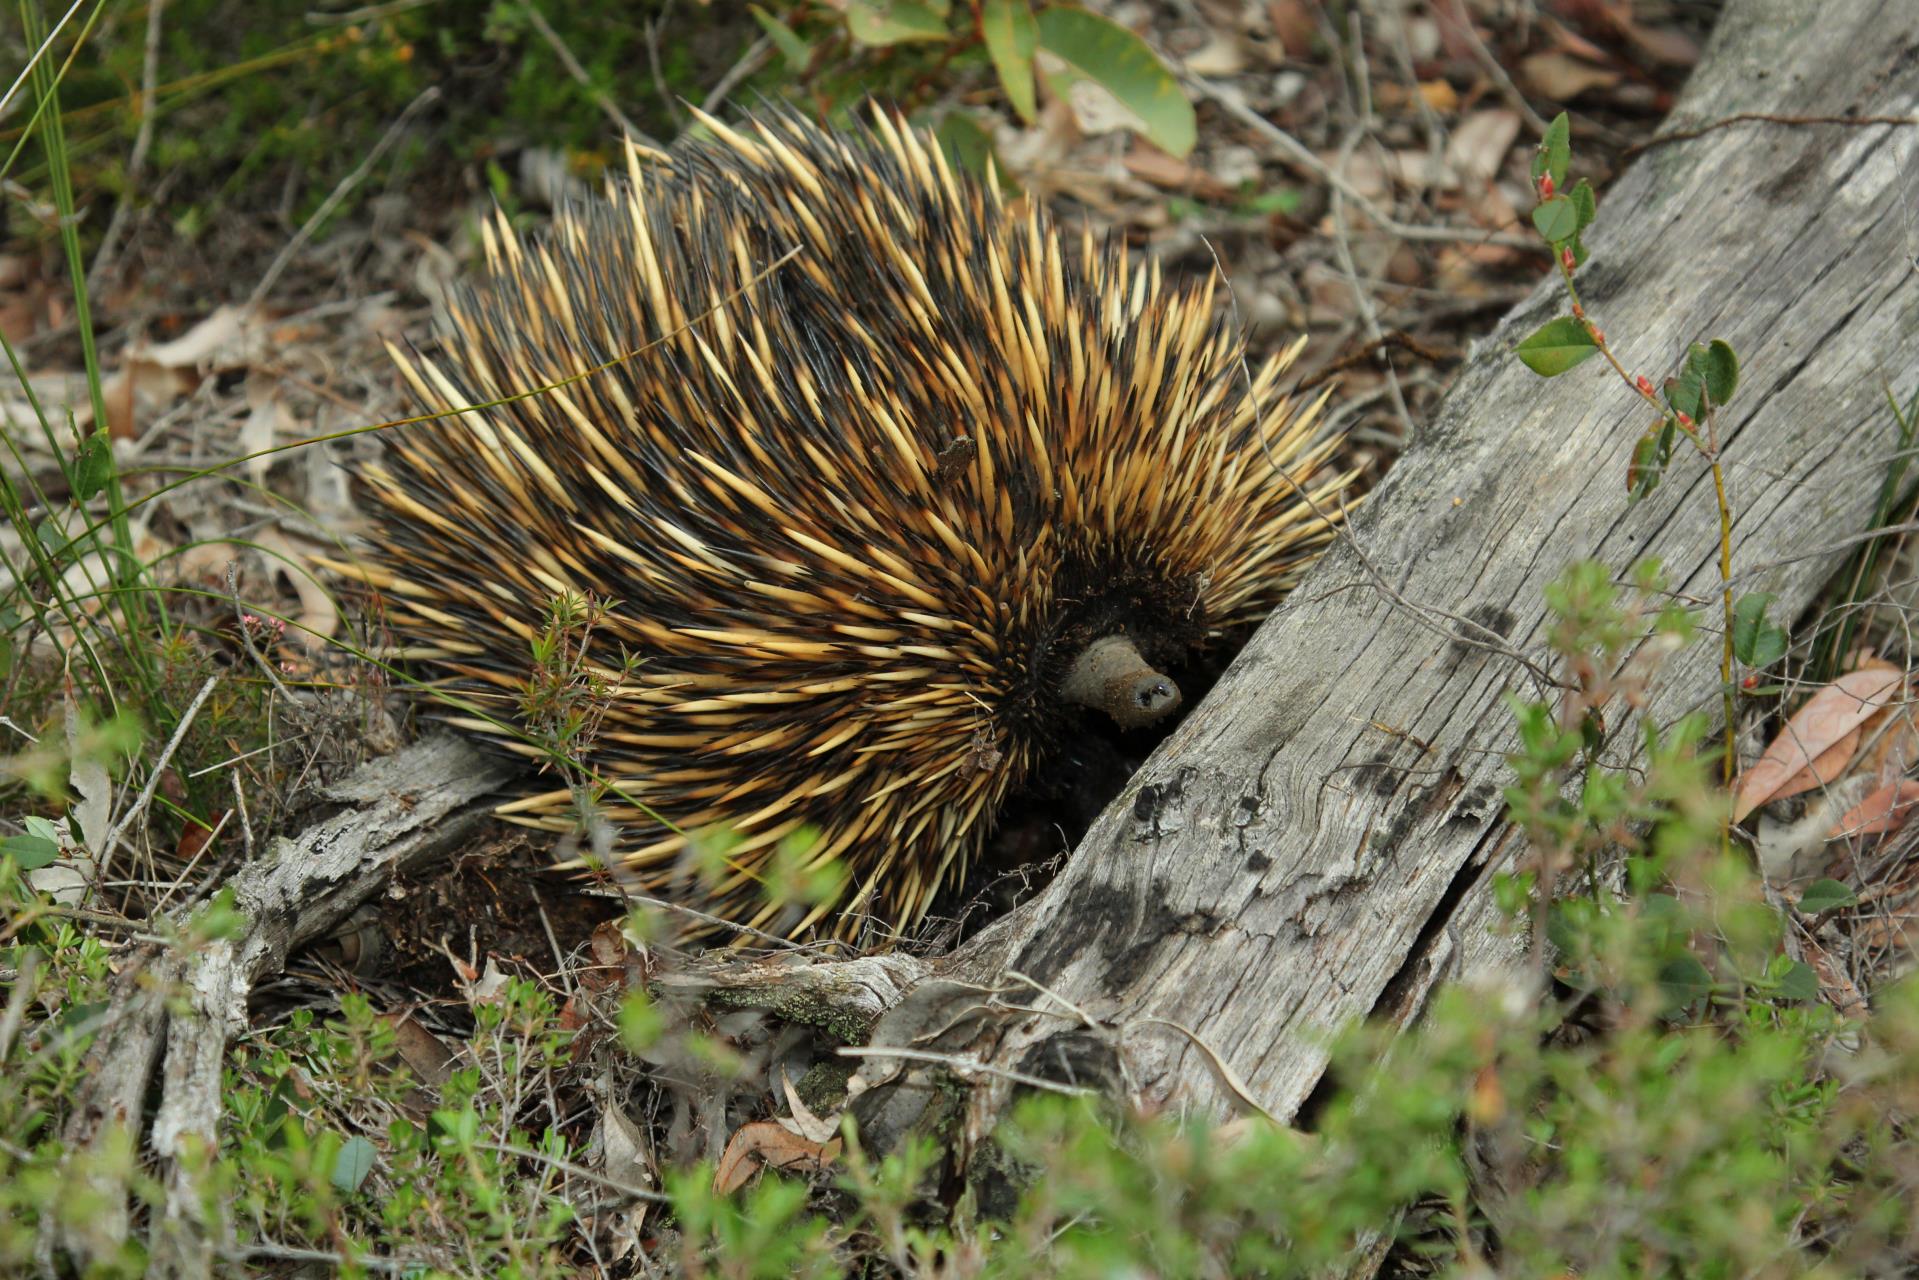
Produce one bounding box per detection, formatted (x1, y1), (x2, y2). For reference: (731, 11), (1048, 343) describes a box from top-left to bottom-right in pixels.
(1182, 33), (1245, 77)
(713, 1120), (842, 1196)
(458, 957), (511, 1006)
(382, 1011), (456, 1086)
(1606, 10), (1699, 66)
(241, 375), (298, 487)
(1767, 726), (1864, 802)
(1123, 147), (1234, 200)
(142, 303), (264, 371)
(779, 1069), (840, 1144)
(1733, 665), (1907, 822)
(1830, 779), (1919, 839)
(1380, 150), (1453, 193)
(600, 1105), (658, 1196)
(1265, 0), (1317, 58)
(1417, 80), (1460, 113)
(255, 526), (342, 647)
(176, 811), (225, 863)
(1520, 51), (1622, 101)
(1445, 109), (1522, 186)
(98, 359), (191, 441)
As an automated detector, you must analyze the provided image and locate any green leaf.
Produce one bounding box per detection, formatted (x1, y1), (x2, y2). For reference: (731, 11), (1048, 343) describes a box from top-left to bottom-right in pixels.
(1514, 316), (1598, 376)
(1664, 371), (1702, 421)
(1732, 592), (1789, 669)
(1772, 960), (1819, 1003)
(1628, 426), (1663, 503)
(1, 833), (60, 870)
(1698, 338), (1738, 407)
(981, 0), (1039, 122)
(750, 5), (812, 70)
(1034, 7), (1196, 158)
(843, 0), (949, 46)
(431, 1108), (480, 1148)
(1532, 111), (1571, 187)
(1798, 878), (1859, 914)
(1657, 953), (1714, 1009)
(331, 1135), (378, 1192)
(1531, 195), (1579, 243)
(1569, 178), (1597, 231)
(1747, 625), (1788, 670)
(1237, 186), (1301, 217)
(73, 430), (112, 502)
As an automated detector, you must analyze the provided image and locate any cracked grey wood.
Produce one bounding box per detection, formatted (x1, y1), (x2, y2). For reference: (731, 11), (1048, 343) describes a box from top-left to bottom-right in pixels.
(943, 0), (1919, 1124)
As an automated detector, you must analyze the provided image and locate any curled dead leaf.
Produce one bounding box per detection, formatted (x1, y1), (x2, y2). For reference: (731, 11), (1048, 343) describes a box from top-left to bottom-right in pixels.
(1829, 779), (1919, 840)
(713, 1120), (842, 1196)
(1520, 51), (1623, 101)
(1733, 664), (1906, 823)
(779, 1069), (841, 1144)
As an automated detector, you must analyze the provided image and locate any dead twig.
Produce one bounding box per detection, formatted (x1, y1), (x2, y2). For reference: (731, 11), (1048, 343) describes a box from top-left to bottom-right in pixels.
(95, 674), (220, 900)
(1183, 72), (1543, 251)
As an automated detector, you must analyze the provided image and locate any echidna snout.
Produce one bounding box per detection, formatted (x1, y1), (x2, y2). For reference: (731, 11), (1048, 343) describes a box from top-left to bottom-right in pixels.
(1061, 633), (1183, 731)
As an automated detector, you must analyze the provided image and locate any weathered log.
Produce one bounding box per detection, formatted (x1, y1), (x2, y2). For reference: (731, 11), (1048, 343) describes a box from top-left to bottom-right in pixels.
(888, 0), (1919, 1130)
(57, 733), (510, 1276)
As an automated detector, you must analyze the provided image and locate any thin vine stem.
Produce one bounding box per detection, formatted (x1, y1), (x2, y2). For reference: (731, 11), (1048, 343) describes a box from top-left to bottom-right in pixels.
(1549, 245), (1741, 839)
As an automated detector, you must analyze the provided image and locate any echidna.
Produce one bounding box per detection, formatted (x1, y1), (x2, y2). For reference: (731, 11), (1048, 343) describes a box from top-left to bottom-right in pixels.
(353, 106), (1354, 942)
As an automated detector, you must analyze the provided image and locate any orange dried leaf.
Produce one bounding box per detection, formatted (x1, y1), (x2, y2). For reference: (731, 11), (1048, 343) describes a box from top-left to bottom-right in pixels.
(713, 1120), (842, 1196)
(1768, 726), (1862, 804)
(1733, 665), (1905, 822)
(1829, 779), (1919, 839)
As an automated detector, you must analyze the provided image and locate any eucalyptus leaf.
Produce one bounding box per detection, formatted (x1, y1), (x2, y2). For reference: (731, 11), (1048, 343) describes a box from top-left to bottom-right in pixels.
(750, 5), (812, 70)
(981, 0), (1039, 122)
(844, 0), (949, 46)
(1034, 7), (1195, 158)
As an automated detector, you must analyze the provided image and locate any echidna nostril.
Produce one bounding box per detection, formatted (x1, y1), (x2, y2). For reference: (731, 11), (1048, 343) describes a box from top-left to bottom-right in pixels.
(349, 106), (1356, 942)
